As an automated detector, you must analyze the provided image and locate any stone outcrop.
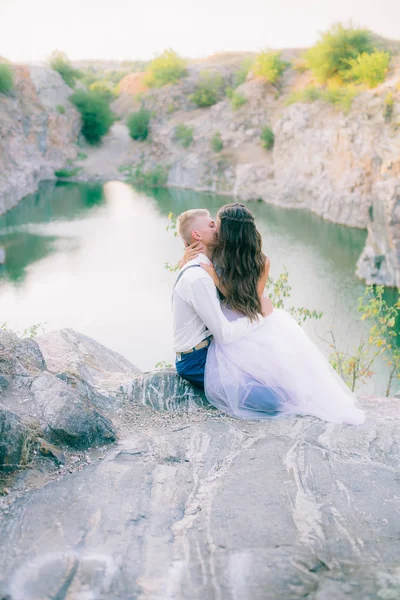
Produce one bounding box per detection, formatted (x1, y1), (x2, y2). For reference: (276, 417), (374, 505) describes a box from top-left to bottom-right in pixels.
(104, 54), (400, 287)
(0, 404), (31, 472)
(0, 64), (80, 214)
(0, 328), (128, 453)
(0, 327), (399, 598)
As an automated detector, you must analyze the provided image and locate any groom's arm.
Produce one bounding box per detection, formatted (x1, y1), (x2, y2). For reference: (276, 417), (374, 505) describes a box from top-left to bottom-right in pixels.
(187, 275), (265, 345)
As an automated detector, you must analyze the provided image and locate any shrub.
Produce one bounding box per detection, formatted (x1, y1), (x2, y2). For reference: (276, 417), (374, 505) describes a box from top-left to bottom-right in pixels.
(190, 71), (225, 107)
(145, 49), (187, 87)
(285, 85), (322, 105)
(230, 91), (247, 110)
(71, 90), (114, 144)
(131, 164), (168, 187)
(252, 51), (288, 84)
(211, 132), (223, 152)
(384, 91), (394, 122)
(321, 83), (357, 113)
(55, 167), (82, 178)
(175, 124), (193, 148)
(304, 23), (373, 82)
(346, 50), (390, 88)
(127, 109), (150, 140)
(233, 57), (253, 87)
(56, 104), (66, 114)
(89, 80), (115, 102)
(49, 51), (81, 88)
(261, 126), (274, 150)
(0, 64), (14, 94)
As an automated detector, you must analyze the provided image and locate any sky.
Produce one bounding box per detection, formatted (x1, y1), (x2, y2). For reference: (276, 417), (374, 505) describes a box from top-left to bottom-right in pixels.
(1, 0), (399, 62)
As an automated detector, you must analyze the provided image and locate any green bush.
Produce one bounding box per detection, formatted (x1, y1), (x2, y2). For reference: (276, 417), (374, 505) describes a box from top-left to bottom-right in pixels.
(211, 132), (223, 152)
(71, 90), (114, 144)
(89, 80), (115, 102)
(145, 49), (187, 87)
(175, 124), (193, 148)
(261, 126), (274, 150)
(131, 165), (168, 187)
(49, 51), (81, 88)
(127, 109), (150, 140)
(304, 24), (373, 82)
(233, 58), (253, 87)
(56, 104), (66, 114)
(190, 71), (225, 107)
(252, 51), (288, 84)
(230, 91), (247, 110)
(55, 167), (82, 178)
(321, 83), (357, 113)
(285, 86), (322, 105)
(0, 63), (14, 94)
(347, 50), (390, 88)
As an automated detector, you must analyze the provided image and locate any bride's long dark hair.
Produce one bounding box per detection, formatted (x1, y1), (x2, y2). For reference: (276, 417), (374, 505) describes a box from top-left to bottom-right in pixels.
(213, 202), (266, 321)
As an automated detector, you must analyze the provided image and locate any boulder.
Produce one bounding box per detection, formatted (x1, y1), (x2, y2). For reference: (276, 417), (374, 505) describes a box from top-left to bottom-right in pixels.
(0, 404), (32, 472)
(36, 328), (141, 396)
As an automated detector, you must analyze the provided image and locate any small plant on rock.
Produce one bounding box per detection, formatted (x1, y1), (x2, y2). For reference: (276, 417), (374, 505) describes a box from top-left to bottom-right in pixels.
(261, 126), (275, 150)
(190, 71), (225, 107)
(384, 91), (394, 122)
(211, 132), (223, 152)
(230, 91), (247, 110)
(252, 51), (289, 86)
(175, 124), (193, 148)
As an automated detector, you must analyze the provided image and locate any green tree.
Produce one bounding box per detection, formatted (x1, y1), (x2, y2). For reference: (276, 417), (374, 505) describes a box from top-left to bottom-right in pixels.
(347, 50), (390, 88)
(0, 63), (13, 94)
(89, 80), (115, 102)
(252, 51), (288, 85)
(71, 90), (115, 144)
(230, 91), (247, 110)
(127, 109), (150, 140)
(49, 51), (82, 88)
(233, 57), (253, 87)
(305, 23), (373, 82)
(145, 49), (187, 88)
(190, 71), (225, 107)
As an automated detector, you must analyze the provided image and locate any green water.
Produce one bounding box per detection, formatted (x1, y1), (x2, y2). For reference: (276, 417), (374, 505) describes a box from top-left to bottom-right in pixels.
(0, 180), (398, 395)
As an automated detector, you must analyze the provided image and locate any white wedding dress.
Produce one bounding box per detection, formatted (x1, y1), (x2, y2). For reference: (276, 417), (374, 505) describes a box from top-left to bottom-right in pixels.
(205, 307), (365, 425)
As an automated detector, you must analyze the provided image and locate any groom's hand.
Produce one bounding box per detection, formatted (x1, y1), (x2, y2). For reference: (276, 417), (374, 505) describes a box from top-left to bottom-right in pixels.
(178, 241), (205, 269)
(261, 297), (274, 317)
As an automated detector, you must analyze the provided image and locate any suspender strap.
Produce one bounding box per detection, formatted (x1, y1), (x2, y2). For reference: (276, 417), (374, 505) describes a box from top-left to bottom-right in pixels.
(172, 264), (202, 305)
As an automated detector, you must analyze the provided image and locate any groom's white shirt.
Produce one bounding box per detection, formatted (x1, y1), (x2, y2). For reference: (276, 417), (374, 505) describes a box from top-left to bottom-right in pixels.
(173, 252), (264, 353)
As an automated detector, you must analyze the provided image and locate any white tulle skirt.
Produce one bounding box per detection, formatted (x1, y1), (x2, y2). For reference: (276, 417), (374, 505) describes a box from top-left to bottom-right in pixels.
(204, 308), (365, 425)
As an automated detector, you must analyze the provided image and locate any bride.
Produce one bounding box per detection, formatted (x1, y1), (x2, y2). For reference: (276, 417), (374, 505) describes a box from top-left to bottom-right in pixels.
(196, 202), (365, 425)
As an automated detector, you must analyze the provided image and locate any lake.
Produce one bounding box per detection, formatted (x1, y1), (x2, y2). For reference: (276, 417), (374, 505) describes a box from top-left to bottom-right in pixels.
(0, 180), (398, 395)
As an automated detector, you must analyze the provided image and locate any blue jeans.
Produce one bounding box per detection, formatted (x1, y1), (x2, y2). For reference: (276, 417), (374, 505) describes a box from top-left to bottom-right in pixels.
(176, 346), (208, 389)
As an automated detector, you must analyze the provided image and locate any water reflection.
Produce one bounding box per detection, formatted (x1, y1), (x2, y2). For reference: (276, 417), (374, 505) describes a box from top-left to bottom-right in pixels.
(0, 181), (397, 395)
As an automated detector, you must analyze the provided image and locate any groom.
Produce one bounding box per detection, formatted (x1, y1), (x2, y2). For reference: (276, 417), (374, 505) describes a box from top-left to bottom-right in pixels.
(172, 208), (273, 389)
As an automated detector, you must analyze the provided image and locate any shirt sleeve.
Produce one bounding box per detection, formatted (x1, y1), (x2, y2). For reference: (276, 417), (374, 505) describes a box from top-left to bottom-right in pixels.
(187, 274), (265, 345)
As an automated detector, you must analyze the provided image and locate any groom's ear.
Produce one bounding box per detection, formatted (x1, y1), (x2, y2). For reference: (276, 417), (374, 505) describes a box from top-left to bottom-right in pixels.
(192, 229), (201, 241)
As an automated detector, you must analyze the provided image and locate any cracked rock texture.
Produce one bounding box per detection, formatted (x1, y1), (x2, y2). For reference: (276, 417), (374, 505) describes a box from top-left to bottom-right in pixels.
(0, 64), (80, 215)
(0, 328), (399, 599)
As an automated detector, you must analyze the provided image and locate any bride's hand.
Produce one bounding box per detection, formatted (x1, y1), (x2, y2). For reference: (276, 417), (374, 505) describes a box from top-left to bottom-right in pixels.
(178, 241), (205, 269)
(200, 263), (220, 287)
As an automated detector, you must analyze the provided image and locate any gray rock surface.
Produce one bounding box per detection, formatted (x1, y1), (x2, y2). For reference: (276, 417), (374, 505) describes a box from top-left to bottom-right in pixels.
(0, 328), (128, 450)
(0, 64), (80, 214)
(0, 397), (399, 599)
(0, 404), (31, 472)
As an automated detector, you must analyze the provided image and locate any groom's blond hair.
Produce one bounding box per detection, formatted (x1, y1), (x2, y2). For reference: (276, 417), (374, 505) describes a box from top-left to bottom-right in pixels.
(177, 209), (210, 244)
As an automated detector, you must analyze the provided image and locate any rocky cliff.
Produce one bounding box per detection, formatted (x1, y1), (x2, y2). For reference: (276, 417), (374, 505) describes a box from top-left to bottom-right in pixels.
(110, 53), (400, 288)
(0, 65), (80, 214)
(0, 328), (399, 599)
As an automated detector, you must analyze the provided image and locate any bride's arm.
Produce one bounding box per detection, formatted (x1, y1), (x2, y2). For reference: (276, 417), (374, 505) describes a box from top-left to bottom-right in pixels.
(257, 255), (271, 300)
(200, 263), (228, 297)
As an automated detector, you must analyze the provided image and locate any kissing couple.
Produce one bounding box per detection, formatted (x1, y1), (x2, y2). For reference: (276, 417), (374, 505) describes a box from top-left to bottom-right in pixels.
(172, 202), (365, 425)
